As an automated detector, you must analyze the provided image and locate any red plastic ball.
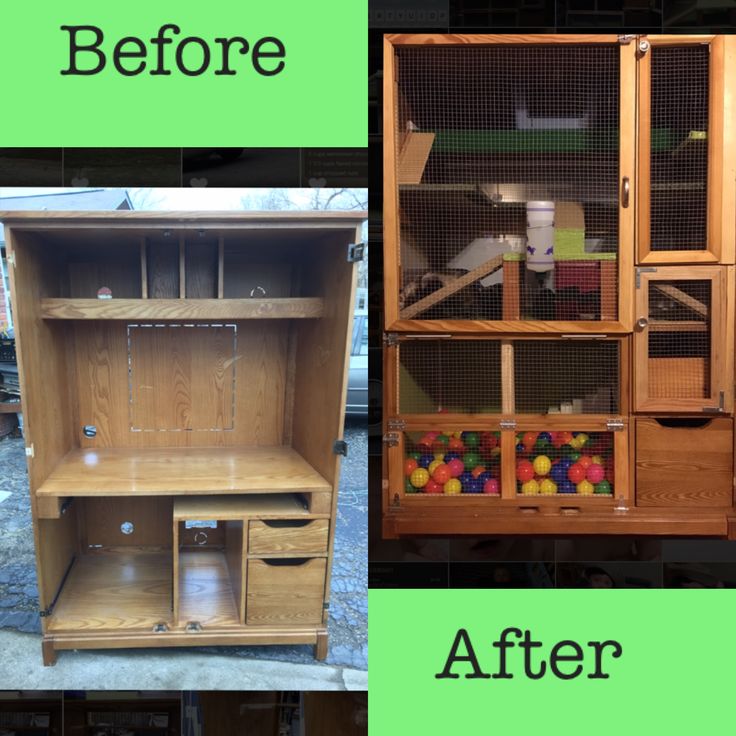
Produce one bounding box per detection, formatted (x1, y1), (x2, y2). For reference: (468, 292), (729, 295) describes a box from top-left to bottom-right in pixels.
(448, 437), (465, 452)
(404, 458), (418, 477)
(516, 459), (535, 483)
(424, 479), (443, 494)
(432, 463), (451, 485)
(568, 462), (586, 484)
(447, 458), (464, 478)
(483, 478), (500, 494)
(577, 455), (593, 470)
(586, 463), (605, 484)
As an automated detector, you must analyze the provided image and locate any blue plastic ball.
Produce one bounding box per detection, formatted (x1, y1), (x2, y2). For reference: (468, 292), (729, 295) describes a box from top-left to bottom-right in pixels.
(465, 478), (483, 494)
(538, 432), (552, 443)
(558, 480), (577, 494)
(418, 454), (434, 469)
(478, 471), (493, 485)
(459, 471), (474, 488)
(443, 452), (460, 463)
(550, 463), (567, 483)
(515, 443), (525, 453)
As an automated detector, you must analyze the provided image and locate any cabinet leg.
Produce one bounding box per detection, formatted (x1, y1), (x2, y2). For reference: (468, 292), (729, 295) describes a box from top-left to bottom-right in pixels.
(42, 638), (57, 667)
(314, 631), (328, 661)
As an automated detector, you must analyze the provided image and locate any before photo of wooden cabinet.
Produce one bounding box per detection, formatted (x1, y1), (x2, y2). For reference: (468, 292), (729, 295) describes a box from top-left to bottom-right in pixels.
(1, 210), (365, 664)
(382, 33), (736, 538)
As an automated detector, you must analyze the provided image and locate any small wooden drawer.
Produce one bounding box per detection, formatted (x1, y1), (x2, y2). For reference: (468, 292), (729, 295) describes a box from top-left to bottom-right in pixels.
(246, 558), (327, 626)
(248, 519), (329, 555)
(636, 417), (734, 507)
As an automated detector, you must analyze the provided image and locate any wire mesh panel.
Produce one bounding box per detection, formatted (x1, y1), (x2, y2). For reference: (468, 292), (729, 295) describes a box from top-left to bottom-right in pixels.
(394, 44), (620, 321)
(515, 431), (615, 496)
(403, 430), (502, 495)
(647, 279), (711, 399)
(514, 340), (620, 414)
(650, 46), (709, 251)
(398, 340), (502, 413)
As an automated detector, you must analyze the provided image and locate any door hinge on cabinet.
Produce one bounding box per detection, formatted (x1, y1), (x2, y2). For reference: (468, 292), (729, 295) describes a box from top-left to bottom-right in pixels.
(6, 253), (15, 267)
(387, 419), (406, 431)
(636, 267), (657, 288)
(383, 333), (400, 347)
(606, 419), (625, 431)
(347, 242), (366, 262)
(500, 419), (517, 431)
(333, 439), (349, 457)
(703, 391), (725, 414)
(323, 602), (330, 610)
(25, 445), (34, 458)
(617, 34), (635, 44)
(383, 432), (400, 447)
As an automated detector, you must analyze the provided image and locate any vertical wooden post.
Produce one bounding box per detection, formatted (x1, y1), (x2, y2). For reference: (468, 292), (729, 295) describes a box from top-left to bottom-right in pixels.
(500, 429), (517, 500)
(501, 340), (515, 414)
(600, 261), (617, 321)
(502, 260), (521, 320)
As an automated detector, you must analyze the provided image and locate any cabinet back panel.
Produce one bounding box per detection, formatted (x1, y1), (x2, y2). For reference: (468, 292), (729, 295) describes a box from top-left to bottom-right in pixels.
(185, 240), (219, 298)
(147, 241), (180, 298)
(83, 497), (174, 548)
(73, 320), (287, 447)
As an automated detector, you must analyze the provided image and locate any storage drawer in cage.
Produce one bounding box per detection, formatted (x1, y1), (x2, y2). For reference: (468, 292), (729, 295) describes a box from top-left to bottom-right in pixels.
(390, 336), (627, 417)
(634, 266), (732, 413)
(387, 427), (504, 502)
(508, 421), (629, 502)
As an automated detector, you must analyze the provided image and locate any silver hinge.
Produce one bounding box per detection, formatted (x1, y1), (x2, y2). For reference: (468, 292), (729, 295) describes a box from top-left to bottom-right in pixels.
(323, 602), (330, 610)
(25, 444), (34, 458)
(500, 419), (517, 431)
(333, 439), (348, 457)
(347, 242), (365, 262)
(383, 333), (400, 347)
(636, 267), (657, 288)
(606, 419), (625, 431)
(152, 622), (169, 633)
(383, 432), (400, 447)
(617, 34), (635, 44)
(185, 621), (203, 633)
(387, 418), (406, 431)
(703, 391), (725, 414)
(39, 608), (52, 618)
(6, 253), (15, 267)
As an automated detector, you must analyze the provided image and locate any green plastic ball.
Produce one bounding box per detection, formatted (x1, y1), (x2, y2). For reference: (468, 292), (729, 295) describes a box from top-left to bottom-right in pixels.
(405, 479), (417, 494)
(463, 432), (480, 447)
(463, 452), (481, 469)
(594, 480), (612, 495)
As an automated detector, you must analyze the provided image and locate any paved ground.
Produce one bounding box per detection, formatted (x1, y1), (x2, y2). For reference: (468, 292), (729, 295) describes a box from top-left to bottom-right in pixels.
(0, 419), (367, 687)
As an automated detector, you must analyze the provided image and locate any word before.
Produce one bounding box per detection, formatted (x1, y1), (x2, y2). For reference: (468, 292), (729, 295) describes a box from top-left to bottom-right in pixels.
(436, 628), (623, 680)
(60, 24), (286, 77)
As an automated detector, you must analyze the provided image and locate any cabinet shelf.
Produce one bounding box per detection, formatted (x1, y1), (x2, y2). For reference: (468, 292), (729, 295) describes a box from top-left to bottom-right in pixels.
(37, 446), (332, 497)
(40, 298), (324, 321)
(173, 494), (316, 521)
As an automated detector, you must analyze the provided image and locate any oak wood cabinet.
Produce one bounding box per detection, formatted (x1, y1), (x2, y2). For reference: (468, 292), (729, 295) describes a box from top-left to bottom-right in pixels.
(1, 210), (364, 664)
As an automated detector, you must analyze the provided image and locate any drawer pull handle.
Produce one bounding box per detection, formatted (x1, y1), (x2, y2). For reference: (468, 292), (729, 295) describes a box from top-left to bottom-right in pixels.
(261, 519), (312, 529)
(519, 507), (539, 514)
(185, 621), (203, 633)
(560, 507), (581, 515)
(260, 558), (311, 567)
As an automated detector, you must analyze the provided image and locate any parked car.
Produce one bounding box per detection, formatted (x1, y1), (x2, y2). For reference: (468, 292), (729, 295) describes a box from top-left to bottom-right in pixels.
(346, 313), (367, 415)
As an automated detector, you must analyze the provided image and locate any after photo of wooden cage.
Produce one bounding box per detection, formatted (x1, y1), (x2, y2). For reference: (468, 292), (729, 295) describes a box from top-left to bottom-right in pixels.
(382, 34), (736, 538)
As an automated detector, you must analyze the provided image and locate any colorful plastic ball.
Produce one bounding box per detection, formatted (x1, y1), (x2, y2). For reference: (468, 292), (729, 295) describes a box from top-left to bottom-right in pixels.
(432, 463), (451, 485)
(550, 462), (568, 484)
(448, 437), (465, 452)
(522, 432), (539, 449)
(427, 460), (442, 477)
(539, 479), (557, 495)
(516, 459), (535, 482)
(471, 465), (486, 478)
(535, 437), (552, 452)
(594, 480), (612, 495)
(483, 478), (500, 494)
(520, 479), (540, 495)
(577, 455), (593, 470)
(434, 452), (446, 462)
(532, 455), (552, 476)
(424, 479), (443, 494)
(568, 437), (582, 450)
(567, 451), (582, 463)
(477, 471), (492, 484)
(417, 454), (433, 469)
(434, 434), (449, 448)
(550, 431), (564, 447)
(404, 458), (418, 477)
(538, 432), (552, 443)
(481, 432), (498, 451)
(447, 458), (465, 478)
(462, 432), (480, 447)
(586, 463), (605, 484)
(463, 452), (481, 469)
(459, 471), (474, 489)
(591, 455), (603, 466)
(443, 452), (460, 463)
(408, 452), (421, 461)
(465, 478), (483, 494)
(405, 479), (417, 494)
(417, 435), (434, 449)
(576, 433), (589, 447)
(516, 443), (526, 454)
(410, 468), (430, 488)
(558, 481), (577, 494)
(444, 478), (462, 495)
(558, 431), (574, 446)
(577, 480), (594, 495)
(568, 463), (586, 484)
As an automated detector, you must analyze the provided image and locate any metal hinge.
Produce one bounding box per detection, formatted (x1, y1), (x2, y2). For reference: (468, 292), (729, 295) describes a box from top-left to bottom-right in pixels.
(6, 253), (15, 267)
(392, 493), (401, 507)
(636, 267), (657, 288)
(387, 418), (406, 431)
(39, 608), (52, 618)
(323, 602), (330, 610)
(383, 333), (400, 347)
(617, 34), (635, 44)
(703, 391), (725, 414)
(347, 242), (365, 262)
(153, 622), (169, 633)
(25, 444), (34, 458)
(383, 432), (400, 447)
(333, 439), (348, 457)
(500, 419), (517, 431)
(606, 419), (625, 431)
(185, 621), (203, 633)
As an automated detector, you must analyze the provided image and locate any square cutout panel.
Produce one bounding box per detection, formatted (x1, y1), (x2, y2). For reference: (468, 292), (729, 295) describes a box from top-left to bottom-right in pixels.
(128, 324), (236, 431)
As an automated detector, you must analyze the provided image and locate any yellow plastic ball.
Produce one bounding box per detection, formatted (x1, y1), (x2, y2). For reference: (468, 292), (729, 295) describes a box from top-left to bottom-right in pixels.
(569, 437), (582, 450)
(410, 468), (430, 489)
(576, 433), (589, 447)
(491, 447), (501, 457)
(532, 455), (551, 476)
(577, 480), (594, 495)
(520, 479), (540, 495)
(428, 460), (442, 476)
(539, 479), (557, 495)
(434, 452), (445, 462)
(444, 478), (462, 495)
(451, 431), (463, 439)
(592, 455), (603, 465)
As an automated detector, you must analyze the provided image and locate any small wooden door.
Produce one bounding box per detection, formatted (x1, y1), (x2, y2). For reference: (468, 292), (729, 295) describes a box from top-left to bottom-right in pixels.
(637, 35), (735, 264)
(634, 265), (732, 412)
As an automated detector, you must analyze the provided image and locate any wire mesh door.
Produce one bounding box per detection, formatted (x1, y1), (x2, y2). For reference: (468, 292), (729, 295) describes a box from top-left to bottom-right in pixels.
(389, 40), (630, 326)
(639, 40), (716, 261)
(635, 266), (726, 412)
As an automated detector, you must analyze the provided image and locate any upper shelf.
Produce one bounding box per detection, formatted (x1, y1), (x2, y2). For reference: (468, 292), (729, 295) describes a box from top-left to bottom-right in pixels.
(40, 298), (324, 320)
(37, 446), (332, 497)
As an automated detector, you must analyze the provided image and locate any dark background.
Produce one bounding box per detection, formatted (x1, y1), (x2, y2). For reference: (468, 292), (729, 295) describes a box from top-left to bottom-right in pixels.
(367, 4), (736, 588)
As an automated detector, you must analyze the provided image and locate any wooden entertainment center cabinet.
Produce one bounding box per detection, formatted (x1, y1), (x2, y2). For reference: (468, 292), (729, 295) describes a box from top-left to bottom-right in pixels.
(1, 210), (365, 664)
(382, 34), (736, 538)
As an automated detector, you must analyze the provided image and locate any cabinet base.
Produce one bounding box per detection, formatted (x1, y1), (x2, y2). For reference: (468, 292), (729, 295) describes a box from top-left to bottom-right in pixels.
(40, 627), (328, 666)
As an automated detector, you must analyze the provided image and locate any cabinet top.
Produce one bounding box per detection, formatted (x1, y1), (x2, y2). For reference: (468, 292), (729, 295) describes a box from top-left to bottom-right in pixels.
(0, 209), (367, 227)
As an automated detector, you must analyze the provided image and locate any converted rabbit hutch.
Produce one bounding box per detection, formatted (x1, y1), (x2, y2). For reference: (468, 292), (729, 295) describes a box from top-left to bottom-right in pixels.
(382, 34), (736, 538)
(1, 210), (365, 664)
